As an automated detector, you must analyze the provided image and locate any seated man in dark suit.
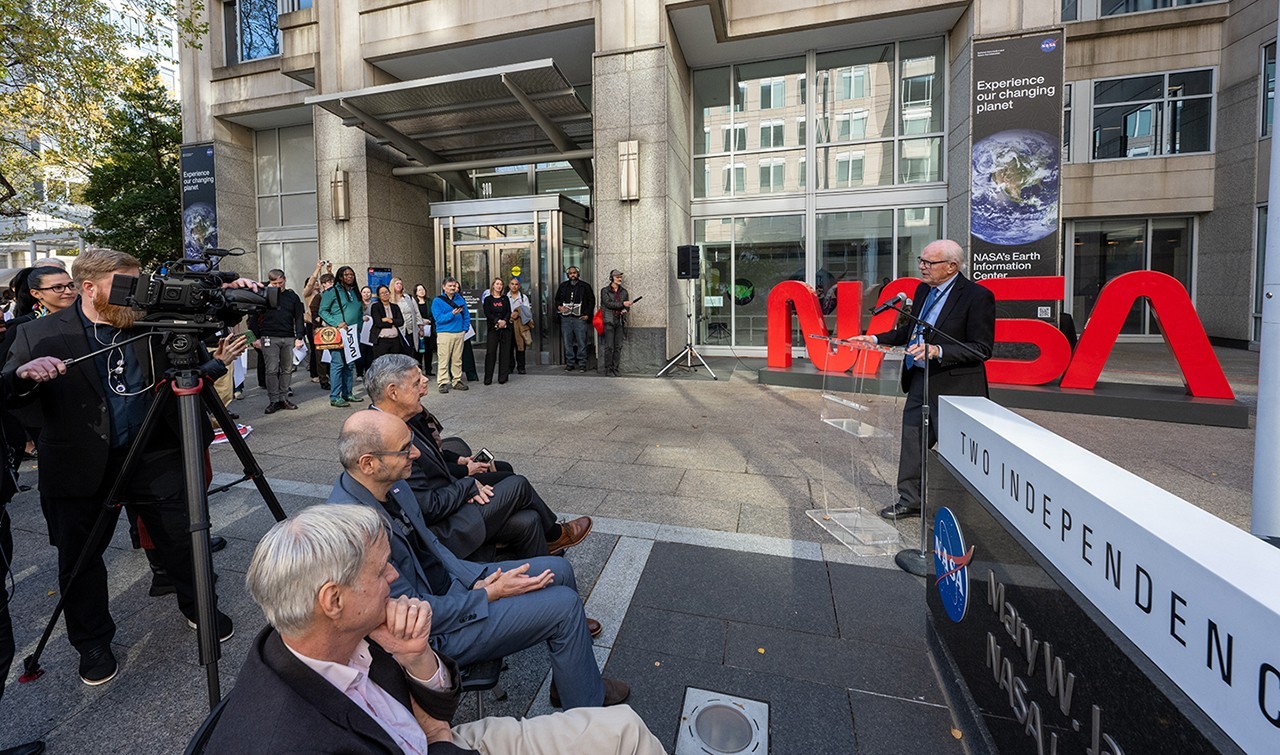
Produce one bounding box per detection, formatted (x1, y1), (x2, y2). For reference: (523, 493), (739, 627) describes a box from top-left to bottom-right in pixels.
(327, 410), (631, 709)
(365, 354), (590, 563)
(204, 504), (664, 754)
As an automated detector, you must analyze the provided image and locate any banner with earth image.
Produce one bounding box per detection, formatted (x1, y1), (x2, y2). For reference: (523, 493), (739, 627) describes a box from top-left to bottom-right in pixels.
(180, 142), (218, 271)
(970, 32), (1063, 288)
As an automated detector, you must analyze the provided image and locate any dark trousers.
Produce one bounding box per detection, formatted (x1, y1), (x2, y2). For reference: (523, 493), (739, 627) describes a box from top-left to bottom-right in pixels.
(561, 316), (588, 368)
(484, 328), (512, 384)
(0, 508), (13, 702)
(51, 447), (211, 654)
(372, 336), (403, 361)
(419, 333), (436, 375)
(896, 367), (938, 508)
(462, 340), (479, 382)
(601, 322), (625, 374)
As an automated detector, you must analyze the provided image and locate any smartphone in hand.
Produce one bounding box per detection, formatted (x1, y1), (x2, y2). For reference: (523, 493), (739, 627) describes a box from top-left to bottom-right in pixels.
(474, 448), (494, 465)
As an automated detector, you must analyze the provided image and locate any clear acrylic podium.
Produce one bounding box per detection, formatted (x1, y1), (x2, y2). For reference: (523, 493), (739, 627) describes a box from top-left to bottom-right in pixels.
(807, 337), (907, 556)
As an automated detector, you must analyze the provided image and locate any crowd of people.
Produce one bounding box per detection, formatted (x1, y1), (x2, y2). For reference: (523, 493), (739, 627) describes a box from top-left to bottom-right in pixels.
(0, 250), (661, 754)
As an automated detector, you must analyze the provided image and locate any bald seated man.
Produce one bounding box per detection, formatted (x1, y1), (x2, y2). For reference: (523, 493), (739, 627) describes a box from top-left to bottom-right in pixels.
(327, 410), (631, 710)
(202, 504), (665, 754)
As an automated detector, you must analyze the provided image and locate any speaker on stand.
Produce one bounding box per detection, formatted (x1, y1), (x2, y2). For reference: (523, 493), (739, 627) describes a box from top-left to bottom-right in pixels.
(659, 245), (717, 380)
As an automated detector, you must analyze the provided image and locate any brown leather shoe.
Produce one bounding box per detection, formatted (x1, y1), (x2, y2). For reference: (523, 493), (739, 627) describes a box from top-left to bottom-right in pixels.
(587, 618), (602, 638)
(547, 516), (592, 554)
(549, 676), (630, 708)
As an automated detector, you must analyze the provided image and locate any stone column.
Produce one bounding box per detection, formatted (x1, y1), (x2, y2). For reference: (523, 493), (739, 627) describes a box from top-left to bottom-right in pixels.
(593, 1), (692, 371)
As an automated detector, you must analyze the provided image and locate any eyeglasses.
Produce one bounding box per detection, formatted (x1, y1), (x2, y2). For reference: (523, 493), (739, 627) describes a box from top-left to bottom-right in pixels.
(917, 257), (952, 268)
(369, 446), (413, 459)
(34, 283), (75, 293)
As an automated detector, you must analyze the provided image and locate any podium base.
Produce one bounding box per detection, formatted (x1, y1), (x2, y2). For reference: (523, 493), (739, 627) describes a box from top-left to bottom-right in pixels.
(806, 508), (903, 556)
(894, 548), (930, 577)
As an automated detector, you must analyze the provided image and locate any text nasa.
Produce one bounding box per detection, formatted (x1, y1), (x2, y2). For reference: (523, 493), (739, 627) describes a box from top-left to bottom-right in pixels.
(958, 429), (1280, 738)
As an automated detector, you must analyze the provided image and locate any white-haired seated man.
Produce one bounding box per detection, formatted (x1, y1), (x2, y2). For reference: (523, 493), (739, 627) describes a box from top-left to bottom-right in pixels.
(202, 504), (666, 754)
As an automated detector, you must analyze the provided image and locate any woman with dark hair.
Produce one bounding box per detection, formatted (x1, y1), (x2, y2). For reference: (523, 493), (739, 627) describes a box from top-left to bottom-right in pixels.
(482, 277), (512, 385)
(414, 283), (435, 374)
(23, 266), (76, 318)
(369, 284), (405, 360)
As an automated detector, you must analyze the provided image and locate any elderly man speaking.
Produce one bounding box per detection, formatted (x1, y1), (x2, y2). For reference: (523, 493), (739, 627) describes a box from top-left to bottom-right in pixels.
(203, 504), (664, 754)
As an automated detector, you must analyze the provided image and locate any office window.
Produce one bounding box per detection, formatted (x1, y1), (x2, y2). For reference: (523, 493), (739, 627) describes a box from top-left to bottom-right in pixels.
(797, 117), (806, 147)
(224, 0), (280, 64)
(835, 152), (865, 187)
(1063, 83), (1073, 161)
(760, 78), (785, 109)
(759, 158), (786, 192)
(722, 124), (747, 153)
(723, 163), (746, 194)
(1264, 43), (1276, 137)
(760, 120), (785, 149)
(1092, 70), (1213, 159)
(1099, 0), (1212, 18)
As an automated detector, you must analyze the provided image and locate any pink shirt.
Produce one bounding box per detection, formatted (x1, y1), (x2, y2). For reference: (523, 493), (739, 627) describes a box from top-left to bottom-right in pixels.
(284, 639), (451, 754)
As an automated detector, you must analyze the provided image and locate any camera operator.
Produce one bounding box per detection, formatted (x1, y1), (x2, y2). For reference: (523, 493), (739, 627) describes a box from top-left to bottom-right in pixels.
(0, 248), (254, 687)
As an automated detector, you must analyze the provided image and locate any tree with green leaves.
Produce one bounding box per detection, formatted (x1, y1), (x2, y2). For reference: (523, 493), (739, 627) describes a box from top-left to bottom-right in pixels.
(0, 0), (204, 221)
(81, 60), (181, 268)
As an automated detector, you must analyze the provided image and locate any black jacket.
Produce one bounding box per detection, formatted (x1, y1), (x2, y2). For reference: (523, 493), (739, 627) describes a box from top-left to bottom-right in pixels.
(875, 273), (995, 399)
(251, 288), (305, 339)
(599, 284), (630, 326)
(553, 278), (594, 317)
(0, 303), (222, 498)
(404, 412), (484, 558)
(370, 301), (404, 334)
(204, 626), (473, 754)
(482, 293), (511, 329)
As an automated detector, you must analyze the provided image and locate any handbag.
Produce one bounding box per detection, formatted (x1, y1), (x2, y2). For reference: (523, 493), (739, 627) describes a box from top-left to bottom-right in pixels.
(592, 307), (605, 335)
(312, 324), (343, 351)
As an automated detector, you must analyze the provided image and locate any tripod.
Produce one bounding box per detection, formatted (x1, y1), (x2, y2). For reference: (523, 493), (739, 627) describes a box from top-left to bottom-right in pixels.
(657, 279), (717, 380)
(20, 329), (286, 709)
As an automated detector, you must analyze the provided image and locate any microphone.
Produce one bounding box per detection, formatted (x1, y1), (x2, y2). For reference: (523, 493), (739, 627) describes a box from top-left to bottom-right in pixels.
(872, 292), (911, 315)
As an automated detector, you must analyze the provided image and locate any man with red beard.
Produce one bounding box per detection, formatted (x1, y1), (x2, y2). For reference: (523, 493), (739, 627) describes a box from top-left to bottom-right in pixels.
(0, 247), (251, 686)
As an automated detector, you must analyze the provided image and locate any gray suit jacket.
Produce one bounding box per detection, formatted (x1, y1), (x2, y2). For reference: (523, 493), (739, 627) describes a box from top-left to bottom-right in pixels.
(327, 473), (490, 638)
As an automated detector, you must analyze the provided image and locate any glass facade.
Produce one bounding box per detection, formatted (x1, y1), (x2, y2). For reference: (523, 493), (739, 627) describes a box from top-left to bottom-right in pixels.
(693, 40), (945, 199)
(1070, 217), (1193, 335)
(691, 40), (946, 352)
(1091, 70), (1213, 160)
(255, 125), (317, 286)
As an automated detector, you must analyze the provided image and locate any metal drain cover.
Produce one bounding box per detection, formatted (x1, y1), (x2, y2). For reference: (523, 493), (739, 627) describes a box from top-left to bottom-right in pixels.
(676, 687), (769, 754)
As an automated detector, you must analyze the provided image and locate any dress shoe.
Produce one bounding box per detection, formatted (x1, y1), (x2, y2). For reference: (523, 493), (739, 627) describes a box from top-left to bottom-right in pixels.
(343, 395), (359, 403)
(330, 399), (350, 408)
(79, 645), (118, 686)
(0, 739), (45, 755)
(587, 618), (602, 638)
(483, 379), (492, 386)
(282, 400), (298, 410)
(453, 382), (469, 391)
(565, 364), (575, 371)
(438, 383), (450, 394)
(210, 535), (227, 553)
(546, 516), (592, 554)
(187, 610), (235, 642)
(264, 402), (281, 415)
(879, 502), (922, 520)
(517, 368), (526, 374)
(549, 677), (630, 708)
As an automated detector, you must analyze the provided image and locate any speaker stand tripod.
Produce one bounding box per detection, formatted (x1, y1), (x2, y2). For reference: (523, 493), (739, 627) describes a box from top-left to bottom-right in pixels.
(657, 279), (717, 380)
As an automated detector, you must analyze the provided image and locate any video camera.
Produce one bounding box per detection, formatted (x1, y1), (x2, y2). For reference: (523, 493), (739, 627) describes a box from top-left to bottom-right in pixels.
(108, 249), (277, 332)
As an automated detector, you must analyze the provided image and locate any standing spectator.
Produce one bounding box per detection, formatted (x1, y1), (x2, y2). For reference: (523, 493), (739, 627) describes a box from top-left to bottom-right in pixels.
(413, 283), (435, 375)
(357, 285), (374, 378)
(431, 277), (469, 393)
(508, 277), (533, 375)
(26, 267), (77, 318)
(599, 270), (632, 377)
(319, 265), (362, 407)
(250, 269), (305, 414)
(305, 267), (333, 389)
(482, 278), (512, 385)
(392, 277), (419, 356)
(554, 265), (593, 372)
(369, 285), (405, 361)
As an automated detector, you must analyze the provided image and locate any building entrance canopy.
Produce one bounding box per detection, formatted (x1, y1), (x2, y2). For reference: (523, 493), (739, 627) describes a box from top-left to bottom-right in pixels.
(305, 60), (593, 199)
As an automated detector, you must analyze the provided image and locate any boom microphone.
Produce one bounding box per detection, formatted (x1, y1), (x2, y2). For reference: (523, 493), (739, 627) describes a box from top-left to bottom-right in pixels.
(872, 292), (911, 315)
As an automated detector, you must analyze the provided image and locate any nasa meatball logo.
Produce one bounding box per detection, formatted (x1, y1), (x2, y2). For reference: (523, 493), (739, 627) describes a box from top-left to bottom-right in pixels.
(933, 507), (975, 622)
(1040, 37), (1058, 53)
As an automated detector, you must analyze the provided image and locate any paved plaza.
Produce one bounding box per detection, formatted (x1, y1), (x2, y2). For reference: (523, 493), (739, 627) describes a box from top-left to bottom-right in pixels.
(0, 344), (1260, 752)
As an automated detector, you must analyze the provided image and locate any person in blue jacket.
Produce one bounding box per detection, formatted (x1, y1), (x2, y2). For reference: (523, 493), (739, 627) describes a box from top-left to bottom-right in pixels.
(319, 265), (364, 407)
(430, 277), (471, 393)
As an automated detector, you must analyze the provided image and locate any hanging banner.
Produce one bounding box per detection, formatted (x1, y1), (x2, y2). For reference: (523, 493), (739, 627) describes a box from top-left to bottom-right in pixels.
(367, 266), (392, 291)
(180, 142), (218, 269)
(970, 32), (1064, 284)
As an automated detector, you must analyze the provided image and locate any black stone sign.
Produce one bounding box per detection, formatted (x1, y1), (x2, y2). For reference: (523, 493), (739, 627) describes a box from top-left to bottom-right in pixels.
(925, 453), (1241, 754)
